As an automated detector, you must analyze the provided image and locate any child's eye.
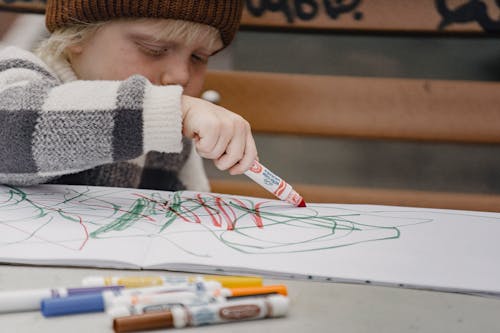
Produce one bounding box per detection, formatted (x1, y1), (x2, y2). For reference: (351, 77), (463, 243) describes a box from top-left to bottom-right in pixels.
(145, 48), (167, 56)
(136, 42), (167, 57)
(191, 53), (208, 64)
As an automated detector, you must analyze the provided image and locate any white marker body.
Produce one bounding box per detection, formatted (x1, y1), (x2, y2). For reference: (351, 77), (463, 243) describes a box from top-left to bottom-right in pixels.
(0, 288), (68, 313)
(106, 291), (218, 318)
(171, 295), (290, 328)
(102, 281), (221, 310)
(82, 275), (191, 287)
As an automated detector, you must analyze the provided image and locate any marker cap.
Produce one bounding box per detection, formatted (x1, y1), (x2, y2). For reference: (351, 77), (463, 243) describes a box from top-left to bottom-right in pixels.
(171, 306), (188, 328)
(107, 305), (130, 318)
(41, 293), (104, 317)
(82, 276), (105, 286)
(267, 295), (290, 318)
(113, 311), (174, 332)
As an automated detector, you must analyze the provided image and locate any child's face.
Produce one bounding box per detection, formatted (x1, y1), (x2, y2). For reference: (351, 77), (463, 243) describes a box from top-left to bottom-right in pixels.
(68, 20), (223, 97)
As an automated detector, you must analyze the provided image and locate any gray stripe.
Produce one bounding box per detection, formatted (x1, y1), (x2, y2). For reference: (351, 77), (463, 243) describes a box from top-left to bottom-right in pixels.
(33, 109), (115, 172)
(116, 75), (146, 110)
(0, 81), (51, 173)
(144, 138), (192, 171)
(51, 162), (143, 188)
(0, 80), (54, 111)
(0, 109), (39, 173)
(113, 75), (145, 161)
(0, 59), (57, 81)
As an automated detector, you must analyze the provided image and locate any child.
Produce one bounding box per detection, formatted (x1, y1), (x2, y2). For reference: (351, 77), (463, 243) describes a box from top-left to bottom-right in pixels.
(0, 0), (256, 192)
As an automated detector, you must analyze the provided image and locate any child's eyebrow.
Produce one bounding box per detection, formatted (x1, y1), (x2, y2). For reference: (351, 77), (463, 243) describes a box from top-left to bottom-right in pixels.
(128, 32), (216, 54)
(128, 32), (166, 43)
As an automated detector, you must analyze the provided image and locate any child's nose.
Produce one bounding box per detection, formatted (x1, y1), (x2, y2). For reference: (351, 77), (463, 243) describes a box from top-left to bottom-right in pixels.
(160, 60), (190, 88)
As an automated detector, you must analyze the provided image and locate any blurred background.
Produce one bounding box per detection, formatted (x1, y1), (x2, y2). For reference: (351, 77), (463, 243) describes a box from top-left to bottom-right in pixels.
(209, 0), (500, 196)
(1, 2), (500, 196)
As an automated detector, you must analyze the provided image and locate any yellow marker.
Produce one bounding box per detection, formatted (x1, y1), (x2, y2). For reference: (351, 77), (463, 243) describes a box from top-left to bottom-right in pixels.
(81, 275), (263, 289)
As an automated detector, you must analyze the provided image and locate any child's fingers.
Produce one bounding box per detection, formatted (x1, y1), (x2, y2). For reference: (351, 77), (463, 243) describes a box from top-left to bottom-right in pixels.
(193, 115), (229, 159)
(228, 130), (258, 175)
(181, 96), (257, 171)
(204, 119), (233, 160)
(193, 121), (220, 158)
(213, 128), (246, 171)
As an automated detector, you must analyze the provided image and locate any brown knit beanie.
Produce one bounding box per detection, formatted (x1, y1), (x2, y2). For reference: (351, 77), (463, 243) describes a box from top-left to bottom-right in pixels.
(45, 0), (243, 47)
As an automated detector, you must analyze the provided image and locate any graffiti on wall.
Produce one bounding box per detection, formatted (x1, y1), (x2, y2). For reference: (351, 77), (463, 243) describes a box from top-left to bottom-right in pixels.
(245, 0), (363, 23)
(435, 0), (500, 32)
(1, 0), (500, 33)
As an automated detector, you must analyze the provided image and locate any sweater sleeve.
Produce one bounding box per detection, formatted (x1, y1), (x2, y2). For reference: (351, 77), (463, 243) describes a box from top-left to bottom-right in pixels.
(0, 47), (183, 186)
(178, 142), (211, 192)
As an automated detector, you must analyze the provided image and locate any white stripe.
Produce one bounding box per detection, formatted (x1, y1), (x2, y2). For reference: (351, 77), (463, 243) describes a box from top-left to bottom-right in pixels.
(142, 84), (183, 153)
(43, 80), (121, 111)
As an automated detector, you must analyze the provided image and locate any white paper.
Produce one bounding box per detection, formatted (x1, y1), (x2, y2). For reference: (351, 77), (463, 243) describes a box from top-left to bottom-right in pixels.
(0, 184), (499, 295)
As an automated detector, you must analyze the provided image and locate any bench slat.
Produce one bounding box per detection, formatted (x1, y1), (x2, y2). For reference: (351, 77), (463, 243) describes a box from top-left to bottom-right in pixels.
(204, 71), (500, 143)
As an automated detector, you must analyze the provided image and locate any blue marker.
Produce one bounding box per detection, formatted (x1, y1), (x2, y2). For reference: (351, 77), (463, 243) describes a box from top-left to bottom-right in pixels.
(0, 286), (124, 313)
(41, 293), (105, 317)
(41, 280), (221, 317)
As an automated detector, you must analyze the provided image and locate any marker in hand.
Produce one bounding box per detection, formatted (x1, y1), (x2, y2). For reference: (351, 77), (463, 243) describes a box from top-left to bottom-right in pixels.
(244, 160), (306, 207)
(201, 91), (306, 207)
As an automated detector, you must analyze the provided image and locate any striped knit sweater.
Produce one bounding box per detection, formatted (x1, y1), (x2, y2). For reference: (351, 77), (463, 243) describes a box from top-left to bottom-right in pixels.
(0, 46), (210, 192)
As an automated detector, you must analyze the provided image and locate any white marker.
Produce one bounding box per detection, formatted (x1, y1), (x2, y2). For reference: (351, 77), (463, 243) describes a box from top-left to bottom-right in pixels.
(107, 284), (288, 318)
(0, 285), (123, 313)
(172, 295), (290, 328)
(107, 291), (218, 318)
(112, 295), (290, 332)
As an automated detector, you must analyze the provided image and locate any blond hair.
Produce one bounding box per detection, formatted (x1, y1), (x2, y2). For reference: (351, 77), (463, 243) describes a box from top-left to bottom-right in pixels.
(35, 18), (222, 68)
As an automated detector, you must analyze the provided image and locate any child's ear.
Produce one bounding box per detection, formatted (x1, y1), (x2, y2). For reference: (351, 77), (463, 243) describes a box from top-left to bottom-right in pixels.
(67, 44), (84, 55)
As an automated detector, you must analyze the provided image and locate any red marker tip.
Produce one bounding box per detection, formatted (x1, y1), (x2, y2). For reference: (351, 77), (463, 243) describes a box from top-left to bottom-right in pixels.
(298, 199), (307, 208)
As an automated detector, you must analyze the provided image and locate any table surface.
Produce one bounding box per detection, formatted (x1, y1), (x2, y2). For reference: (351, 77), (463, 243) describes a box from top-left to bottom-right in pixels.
(1, 265), (500, 333)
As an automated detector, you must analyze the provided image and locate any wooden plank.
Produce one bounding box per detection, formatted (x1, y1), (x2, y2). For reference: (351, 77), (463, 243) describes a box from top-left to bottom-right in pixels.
(0, 0), (45, 13)
(203, 70), (500, 143)
(241, 0), (500, 33)
(1, 1), (499, 33)
(210, 179), (500, 212)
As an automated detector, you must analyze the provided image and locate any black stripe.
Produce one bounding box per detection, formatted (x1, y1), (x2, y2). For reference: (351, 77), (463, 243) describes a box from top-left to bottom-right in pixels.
(0, 109), (39, 173)
(139, 169), (185, 191)
(112, 76), (145, 161)
(0, 80), (52, 173)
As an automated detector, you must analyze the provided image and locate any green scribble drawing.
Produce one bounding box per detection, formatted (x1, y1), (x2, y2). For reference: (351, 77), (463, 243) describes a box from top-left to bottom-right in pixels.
(0, 184), (483, 256)
(91, 197), (152, 237)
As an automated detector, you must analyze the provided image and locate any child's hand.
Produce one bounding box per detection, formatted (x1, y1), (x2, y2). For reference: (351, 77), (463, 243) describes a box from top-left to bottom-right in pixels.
(181, 95), (257, 175)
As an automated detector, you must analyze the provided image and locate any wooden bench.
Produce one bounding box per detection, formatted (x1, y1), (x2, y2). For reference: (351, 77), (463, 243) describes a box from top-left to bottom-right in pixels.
(203, 71), (500, 211)
(203, 1), (500, 212)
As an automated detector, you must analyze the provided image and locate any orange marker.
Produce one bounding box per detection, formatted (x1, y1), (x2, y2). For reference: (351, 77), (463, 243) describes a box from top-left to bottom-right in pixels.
(219, 284), (288, 298)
